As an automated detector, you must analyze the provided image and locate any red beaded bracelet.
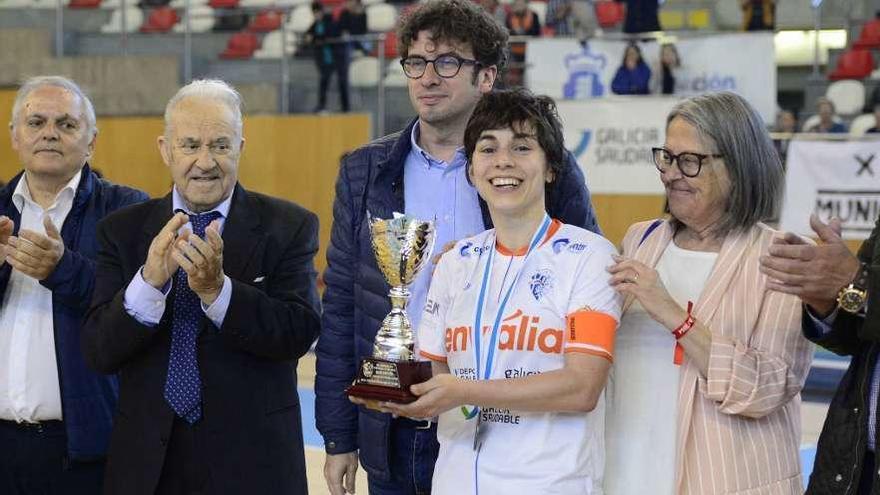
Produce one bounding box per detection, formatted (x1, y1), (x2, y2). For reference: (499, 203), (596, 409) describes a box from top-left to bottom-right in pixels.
(672, 301), (695, 340)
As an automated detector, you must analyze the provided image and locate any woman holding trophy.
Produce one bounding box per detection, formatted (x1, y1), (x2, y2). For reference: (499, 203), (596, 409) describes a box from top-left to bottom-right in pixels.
(382, 88), (621, 494)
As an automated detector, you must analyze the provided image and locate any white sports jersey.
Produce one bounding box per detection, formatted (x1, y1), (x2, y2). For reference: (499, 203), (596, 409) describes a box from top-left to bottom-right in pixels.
(419, 220), (621, 495)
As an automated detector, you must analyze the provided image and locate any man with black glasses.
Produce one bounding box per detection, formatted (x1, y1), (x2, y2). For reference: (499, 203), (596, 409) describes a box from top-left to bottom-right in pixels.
(315, 1), (601, 493)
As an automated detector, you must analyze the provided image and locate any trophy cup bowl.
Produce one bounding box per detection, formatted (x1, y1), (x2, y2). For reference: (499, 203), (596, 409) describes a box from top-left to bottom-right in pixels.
(346, 214), (436, 403)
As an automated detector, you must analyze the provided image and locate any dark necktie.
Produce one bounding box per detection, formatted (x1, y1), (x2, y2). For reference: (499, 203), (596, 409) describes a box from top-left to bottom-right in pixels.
(164, 210), (222, 424)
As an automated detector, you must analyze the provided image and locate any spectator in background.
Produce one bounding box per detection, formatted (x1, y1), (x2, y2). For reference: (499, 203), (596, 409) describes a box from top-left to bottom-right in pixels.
(807, 97), (847, 133)
(740, 0), (775, 31)
(506, 0), (542, 36)
(612, 43), (651, 95)
(546, 0), (598, 38)
(867, 103), (880, 133)
(623, 0), (660, 34)
(480, 0), (508, 27)
(506, 0), (542, 85)
(339, 0), (370, 55)
(306, 1), (351, 113)
(774, 108), (798, 162)
(653, 42), (680, 95)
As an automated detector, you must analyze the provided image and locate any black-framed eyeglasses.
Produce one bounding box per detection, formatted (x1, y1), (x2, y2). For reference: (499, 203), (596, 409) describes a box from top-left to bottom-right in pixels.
(400, 54), (482, 79)
(651, 147), (723, 178)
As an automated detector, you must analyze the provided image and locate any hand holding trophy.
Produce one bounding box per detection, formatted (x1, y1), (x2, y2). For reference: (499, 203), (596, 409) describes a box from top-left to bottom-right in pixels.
(346, 213), (435, 403)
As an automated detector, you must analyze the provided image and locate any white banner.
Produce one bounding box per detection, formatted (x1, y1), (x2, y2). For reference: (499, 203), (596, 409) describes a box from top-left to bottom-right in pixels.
(560, 98), (677, 194)
(526, 33), (776, 122)
(780, 139), (880, 240)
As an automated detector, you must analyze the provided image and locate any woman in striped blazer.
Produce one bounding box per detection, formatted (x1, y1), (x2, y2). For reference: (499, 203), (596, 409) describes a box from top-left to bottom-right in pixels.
(604, 92), (814, 494)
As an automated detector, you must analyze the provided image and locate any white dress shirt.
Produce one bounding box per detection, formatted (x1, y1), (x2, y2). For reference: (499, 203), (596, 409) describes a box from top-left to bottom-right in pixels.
(0, 170), (81, 423)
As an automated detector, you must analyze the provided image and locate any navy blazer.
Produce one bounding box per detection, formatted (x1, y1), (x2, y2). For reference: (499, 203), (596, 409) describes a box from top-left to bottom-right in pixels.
(0, 165), (147, 460)
(82, 185), (321, 495)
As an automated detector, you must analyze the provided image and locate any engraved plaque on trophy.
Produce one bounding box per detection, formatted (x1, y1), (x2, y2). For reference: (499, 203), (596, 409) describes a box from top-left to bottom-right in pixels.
(345, 214), (436, 403)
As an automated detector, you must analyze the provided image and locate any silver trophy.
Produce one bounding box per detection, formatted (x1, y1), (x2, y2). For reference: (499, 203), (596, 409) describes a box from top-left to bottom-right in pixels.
(346, 214), (436, 403)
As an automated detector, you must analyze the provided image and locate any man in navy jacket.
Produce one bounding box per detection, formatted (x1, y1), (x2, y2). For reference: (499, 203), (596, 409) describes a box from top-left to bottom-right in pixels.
(315, 2), (602, 493)
(0, 76), (147, 494)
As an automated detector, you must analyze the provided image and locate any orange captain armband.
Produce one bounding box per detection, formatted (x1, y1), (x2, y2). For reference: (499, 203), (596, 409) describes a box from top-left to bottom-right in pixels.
(564, 309), (617, 362)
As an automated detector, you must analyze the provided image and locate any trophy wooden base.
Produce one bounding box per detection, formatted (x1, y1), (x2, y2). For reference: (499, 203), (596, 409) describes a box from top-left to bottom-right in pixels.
(346, 358), (432, 403)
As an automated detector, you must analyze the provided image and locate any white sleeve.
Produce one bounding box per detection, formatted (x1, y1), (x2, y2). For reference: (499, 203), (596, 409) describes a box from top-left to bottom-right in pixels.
(567, 236), (622, 321)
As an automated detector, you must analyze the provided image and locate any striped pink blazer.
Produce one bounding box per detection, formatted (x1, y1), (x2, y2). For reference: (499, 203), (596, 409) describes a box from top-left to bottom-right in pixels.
(620, 219), (814, 495)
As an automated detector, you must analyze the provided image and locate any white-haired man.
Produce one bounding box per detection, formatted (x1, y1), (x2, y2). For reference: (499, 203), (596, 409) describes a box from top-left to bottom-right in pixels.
(0, 76), (148, 495)
(82, 79), (321, 495)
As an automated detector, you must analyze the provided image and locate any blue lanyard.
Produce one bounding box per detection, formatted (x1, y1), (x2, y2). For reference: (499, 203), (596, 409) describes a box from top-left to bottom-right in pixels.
(471, 214), (551, 389)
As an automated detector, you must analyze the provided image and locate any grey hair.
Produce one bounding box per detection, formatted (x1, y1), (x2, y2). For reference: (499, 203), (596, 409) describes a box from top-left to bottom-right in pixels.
(11, 76), (98, 136)
(666, 91), (782, 238)
(163, 79), (243, 138)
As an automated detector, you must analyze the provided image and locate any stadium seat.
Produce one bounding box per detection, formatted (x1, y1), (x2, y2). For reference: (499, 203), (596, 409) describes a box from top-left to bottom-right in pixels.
(286, 4), (314, 34)
(854, 19), (880, 50)
(369, 30), (397, 59)
(595, 1), (624, 28)
(173, 6), (214, 32)
(169, 0), (208, 7)
(350, 57), (380, 87)
(850, 113), (877, 137)
(829, 49), (875, 80)
(254, 30), (297, 58)
(219, 31), (260, 59)
(100, 7), (144, 33)
(249, 9), (283, 32)
(209, 0), (238, 8)
(141, 6), (179, 33)
(385, 59), (408, 87)
(366, 3), (396, 32)
(68, 0), (101, 8)
(825, 80), (865, 115)
(240, 0), (275, 6)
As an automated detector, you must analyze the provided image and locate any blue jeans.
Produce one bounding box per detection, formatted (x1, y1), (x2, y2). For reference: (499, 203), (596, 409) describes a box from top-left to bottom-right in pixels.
(368, 420), (439, 495)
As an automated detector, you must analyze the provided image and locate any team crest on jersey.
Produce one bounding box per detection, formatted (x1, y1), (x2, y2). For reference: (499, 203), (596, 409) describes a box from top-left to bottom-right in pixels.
(529, 269), (554, 301)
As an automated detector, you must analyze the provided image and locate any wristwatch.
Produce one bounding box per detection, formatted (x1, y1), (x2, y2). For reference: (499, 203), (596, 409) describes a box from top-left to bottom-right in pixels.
(837, 262), (870, 313)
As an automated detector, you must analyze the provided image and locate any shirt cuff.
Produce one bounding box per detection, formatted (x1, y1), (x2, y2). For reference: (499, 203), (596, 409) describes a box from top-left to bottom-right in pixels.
(201, 275), (232, 330)
(123, 267), (171, 327)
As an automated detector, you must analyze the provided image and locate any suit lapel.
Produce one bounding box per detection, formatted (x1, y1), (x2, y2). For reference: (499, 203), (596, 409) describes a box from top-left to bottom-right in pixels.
(221, 185), (265, 282)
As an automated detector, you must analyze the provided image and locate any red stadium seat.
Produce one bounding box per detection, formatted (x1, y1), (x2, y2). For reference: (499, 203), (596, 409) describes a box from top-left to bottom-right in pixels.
(854, 19), (880, 49)
(209, 0), (239, 8)
(595, 1), (625, 28)
(370, 31), (398, 59)
(829, 49), (875, 80)
(140, 7), (179, 33)
(68, 0), (101, 8)
(248, 9), (282, 32)
(219, 32), (260, 59)
(331, 5), (345, 21)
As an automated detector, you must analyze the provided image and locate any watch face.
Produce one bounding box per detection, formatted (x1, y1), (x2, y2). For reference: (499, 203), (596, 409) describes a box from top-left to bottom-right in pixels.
(839, 289), (867, 312)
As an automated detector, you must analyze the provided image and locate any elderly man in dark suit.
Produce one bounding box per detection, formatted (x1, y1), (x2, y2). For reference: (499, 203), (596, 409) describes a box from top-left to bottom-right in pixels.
(81, 79), (321, 495)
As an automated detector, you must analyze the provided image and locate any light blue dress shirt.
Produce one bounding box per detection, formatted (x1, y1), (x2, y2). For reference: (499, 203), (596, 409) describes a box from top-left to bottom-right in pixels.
(403, 122), (484, 331)
(123, 187), (234, 330)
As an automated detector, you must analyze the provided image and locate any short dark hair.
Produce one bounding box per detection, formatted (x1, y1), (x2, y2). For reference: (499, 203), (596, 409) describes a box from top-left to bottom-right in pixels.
(397, 0), (508, 72)
(310, 1), (322, 13)
(464, 88), (566, 186)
